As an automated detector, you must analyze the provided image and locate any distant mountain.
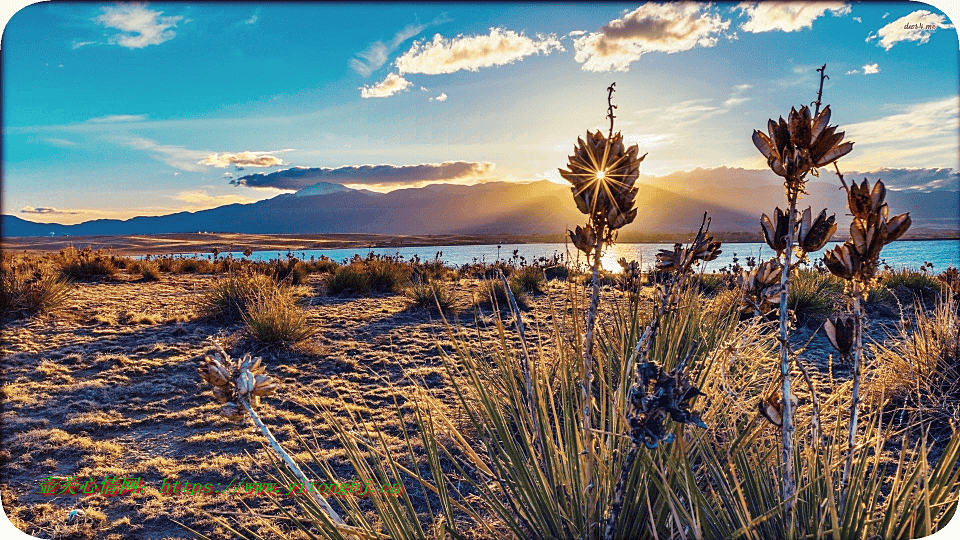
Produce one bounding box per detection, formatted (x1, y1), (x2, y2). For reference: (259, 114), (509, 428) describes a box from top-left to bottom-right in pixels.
(3, 169), (957, 238)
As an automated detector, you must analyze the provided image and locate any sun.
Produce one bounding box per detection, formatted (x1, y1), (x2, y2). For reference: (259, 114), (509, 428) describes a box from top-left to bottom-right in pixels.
(596, 169), (606, 181)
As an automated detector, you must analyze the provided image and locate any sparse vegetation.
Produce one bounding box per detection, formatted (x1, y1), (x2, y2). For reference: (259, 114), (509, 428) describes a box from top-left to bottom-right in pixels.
(55, 246), (118, 280)
(243, 290), (315, 346)
(406, 278), (456, 314)
(0, 256), (72, 319)
(509, 264), (546, 294)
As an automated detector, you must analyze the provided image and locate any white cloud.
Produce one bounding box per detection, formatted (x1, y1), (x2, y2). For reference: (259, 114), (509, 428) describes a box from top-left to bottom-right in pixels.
(197, 150), (290, 168)
(842, 97), (959, 170)
(853, 16), (861, 23)
(107, 134), (207, 172)
(430, 93), (448, 102)
(846, 69), (860, 75)
(360, 73), (412, 98)
(737, 2), (850, 33)
(94, 4), (183, 49)
(86, 114), (148, 124)
(867, 10), (953, 51)
(71, 40), (96, 49)
(862, 63), (879, 74)
(396, 28), (563, 75)
(223, 172), (234, 179)
(233, 161), (495, 190)
(723, 84), (753, 107)
(244, 14), (258, 25)
(351, 16), (450, 77)
(573, 3), (729, 72)
(882, 12), (889, 19)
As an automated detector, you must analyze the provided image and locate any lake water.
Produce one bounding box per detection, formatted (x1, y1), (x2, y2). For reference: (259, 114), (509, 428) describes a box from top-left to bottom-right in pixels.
(185, 239), (960, 273)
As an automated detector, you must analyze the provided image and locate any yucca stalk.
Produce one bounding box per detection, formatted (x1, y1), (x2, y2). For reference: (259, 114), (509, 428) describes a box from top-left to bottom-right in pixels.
(823, 171), (911, 499)
(560, 82), (646, 508)
(751, 64), (852, 515)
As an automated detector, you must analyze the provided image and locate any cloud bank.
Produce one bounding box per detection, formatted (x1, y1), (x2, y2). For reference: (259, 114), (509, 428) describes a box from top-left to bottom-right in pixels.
(232, 161), (495, 190)
(573, 3), (729, 72)
(396, 28), (563, 75)
(866, 10), (953, 51)
(737, 2), (850, 33)
(351, 16), (450, 77)
(94, 4), (183, 49)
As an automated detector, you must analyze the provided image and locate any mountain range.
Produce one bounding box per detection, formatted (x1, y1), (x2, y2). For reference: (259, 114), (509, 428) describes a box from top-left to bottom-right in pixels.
(4, 169), (957, 239)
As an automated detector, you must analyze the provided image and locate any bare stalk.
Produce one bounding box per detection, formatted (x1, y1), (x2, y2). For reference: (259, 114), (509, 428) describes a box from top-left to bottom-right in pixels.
(779, 198), (797, 515)
(842, 282), (864, 491)
(238, 397), (352, 531)
(582, 222), (605, 496)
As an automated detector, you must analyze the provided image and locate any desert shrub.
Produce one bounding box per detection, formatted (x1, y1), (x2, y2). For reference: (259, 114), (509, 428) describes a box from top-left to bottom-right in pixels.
(881, 267), (942, 306)
(510, 265), (546, 294)
(303, 256), (339, 274)
(134, 261), (161, 281)
(485, 278), (527, 309)
(243, 289), (315, 346)
(788, 267), (842, 324)
(406, 279), (456, 313)
(864, 294), (960, 426)
(692, 273), (732, 297)
(326, 264), (371, 296)
(1, 259), (72, 319)
(202, 273), (279, 322)
(366, 257), (411, 293)
(55, 246), (117, 280)
(270, 257), (308, 285)
(176, 257), (216, 274)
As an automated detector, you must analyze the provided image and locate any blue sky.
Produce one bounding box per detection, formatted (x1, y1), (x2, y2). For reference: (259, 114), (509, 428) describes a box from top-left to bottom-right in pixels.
(2, 1), (958, 224)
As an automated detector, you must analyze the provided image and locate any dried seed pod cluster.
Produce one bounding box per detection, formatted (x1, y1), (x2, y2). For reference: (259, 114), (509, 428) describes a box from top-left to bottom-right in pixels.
(560, 130), (646, 230)
(752, 105), (854, 193)
(739, 258), (784, 315)
(760, 206), (837, 260)
(627, 360), (706, 449)
(198, 348), (277, 421)
(568, 224), (597, 256)
(823, 179), (911, 290)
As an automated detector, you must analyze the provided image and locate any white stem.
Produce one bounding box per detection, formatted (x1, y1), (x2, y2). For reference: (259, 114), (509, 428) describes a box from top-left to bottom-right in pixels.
(779, 199), (797, 515)
(842, 285), (864, 494)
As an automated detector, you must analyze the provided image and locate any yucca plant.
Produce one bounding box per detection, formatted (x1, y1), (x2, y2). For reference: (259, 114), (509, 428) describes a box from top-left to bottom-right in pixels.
(751, 65), (852, 511)
(823, 176), (911, 492)
(559, 82), (646, 490)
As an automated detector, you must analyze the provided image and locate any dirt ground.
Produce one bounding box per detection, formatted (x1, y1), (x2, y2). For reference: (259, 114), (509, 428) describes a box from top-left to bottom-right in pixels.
(0, 269), (596, 539)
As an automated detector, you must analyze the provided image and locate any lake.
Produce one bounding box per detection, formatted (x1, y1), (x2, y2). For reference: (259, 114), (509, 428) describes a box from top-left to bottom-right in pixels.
(177, 239), (960, 273)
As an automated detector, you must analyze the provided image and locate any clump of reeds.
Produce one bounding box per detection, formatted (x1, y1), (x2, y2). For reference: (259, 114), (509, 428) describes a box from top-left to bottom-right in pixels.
(243, 289), (316, 346)
(509, 265), (546, 294)
(202, 272), (278, 322)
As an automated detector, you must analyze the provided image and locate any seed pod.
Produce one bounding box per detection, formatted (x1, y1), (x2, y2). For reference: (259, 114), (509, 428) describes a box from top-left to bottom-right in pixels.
(212, 385), (232, 404)
(798, 208), (836, 254)
(884, 213), (911, 244)
(824, 315), (855, 357)
(823, 243), (860, 280)
(222, 403), (244, 421)
(760, 208), (790, 255)
(568, 224), (596, 255)
(252, 374), (277, 397)
(758, 389), (798, 428)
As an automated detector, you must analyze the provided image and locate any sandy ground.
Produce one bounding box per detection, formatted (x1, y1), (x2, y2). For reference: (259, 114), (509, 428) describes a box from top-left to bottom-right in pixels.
(0, 270), (599, 539)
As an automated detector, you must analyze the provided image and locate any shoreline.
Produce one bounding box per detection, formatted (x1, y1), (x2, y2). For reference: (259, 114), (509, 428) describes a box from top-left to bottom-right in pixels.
(2, 231), (957, 256)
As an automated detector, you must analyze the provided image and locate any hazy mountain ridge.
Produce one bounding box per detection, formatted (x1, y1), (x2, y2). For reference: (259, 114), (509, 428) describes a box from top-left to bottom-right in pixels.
(4, 168), (957, 238)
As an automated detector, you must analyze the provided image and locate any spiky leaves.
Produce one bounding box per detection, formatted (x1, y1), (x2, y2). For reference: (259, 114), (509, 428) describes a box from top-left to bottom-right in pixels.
(560, 130), (646, 236)
(753, 105), (854, 196)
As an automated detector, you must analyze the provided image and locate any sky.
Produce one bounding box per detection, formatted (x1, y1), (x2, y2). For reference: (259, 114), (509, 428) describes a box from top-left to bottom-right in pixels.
(2, 1), (959, 224)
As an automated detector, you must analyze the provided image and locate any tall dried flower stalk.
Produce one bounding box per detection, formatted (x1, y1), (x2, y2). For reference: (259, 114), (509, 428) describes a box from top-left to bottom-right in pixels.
(560, 82), (646, 497)
(823, 174), (911, 496)
(197, 341), (366, 537)
(603, 214), (717, 540)
(751, 64), (852, 513)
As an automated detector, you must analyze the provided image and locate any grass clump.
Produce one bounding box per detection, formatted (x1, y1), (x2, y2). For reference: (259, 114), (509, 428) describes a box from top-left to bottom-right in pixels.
(133, 260), (161, 281)
(789, 267), (842, 324)
(243, 289), (315, 346)
(202, 273), (278, 322)
(406, 279), (456, 314)
(882, 267), (942, 306)
(54, 246), (117, 280)
(510, 265), (546, 294)
(0, 257), (72, 319)
(366, 257), (411, 293)
(326, 264), (371, 296)
(485, 278), (527, 309)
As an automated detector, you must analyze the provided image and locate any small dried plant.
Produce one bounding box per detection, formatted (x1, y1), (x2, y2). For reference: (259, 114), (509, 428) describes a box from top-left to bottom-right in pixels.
(197, 342), (359, 534)
(603, 214), (717, 540)
(559, 82), (646, 489)
(822, 176), (911, 492)
(750, 64), (852, 512)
